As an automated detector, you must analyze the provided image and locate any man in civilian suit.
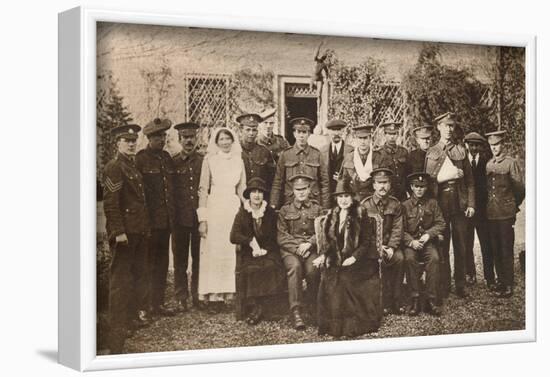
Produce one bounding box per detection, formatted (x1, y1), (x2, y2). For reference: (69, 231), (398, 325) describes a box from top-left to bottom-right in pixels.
(464, 132), (495, 290)
(320, 119), (354, 205)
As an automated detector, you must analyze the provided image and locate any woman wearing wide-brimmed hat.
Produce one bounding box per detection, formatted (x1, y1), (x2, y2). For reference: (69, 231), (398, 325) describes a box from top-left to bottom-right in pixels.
(314, 177), (382, 338)
(230, 177), (286, 325)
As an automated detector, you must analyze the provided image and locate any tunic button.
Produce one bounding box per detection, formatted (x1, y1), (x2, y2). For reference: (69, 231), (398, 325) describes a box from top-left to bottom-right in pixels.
(190, 177), (193, 181)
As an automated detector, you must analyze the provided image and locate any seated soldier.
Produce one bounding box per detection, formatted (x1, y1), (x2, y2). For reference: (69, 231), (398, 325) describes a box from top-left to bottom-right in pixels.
(361, 168), (405, 315)
(402, 173), (446, 316)
(277, 174), (323, 330)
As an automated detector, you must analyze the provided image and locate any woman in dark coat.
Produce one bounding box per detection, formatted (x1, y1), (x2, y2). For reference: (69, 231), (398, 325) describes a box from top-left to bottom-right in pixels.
(230, 177), (286, 325)
(313, 178), (383, 338)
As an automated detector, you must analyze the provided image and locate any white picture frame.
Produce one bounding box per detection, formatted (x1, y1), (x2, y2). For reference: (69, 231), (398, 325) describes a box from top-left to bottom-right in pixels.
(58, 6), (537, 371)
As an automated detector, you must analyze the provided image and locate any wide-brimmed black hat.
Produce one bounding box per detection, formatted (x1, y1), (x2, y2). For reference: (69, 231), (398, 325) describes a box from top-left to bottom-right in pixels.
(332, 177), (355, 196)
(243, 177), (268, 199)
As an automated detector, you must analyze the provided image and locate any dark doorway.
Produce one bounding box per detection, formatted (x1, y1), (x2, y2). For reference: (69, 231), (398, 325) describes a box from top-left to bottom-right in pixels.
(284, 96), (318, 146)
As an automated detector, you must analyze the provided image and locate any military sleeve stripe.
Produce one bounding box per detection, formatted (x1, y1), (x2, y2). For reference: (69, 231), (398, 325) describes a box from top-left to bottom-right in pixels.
(105, 177), (123, 192)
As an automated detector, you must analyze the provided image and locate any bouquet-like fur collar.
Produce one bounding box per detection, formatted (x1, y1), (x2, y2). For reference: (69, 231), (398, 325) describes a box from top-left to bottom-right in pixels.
(244, 200), (267, 220)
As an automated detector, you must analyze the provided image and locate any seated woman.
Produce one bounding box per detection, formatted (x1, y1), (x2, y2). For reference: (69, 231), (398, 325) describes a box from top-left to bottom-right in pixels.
(230, 177), (286, 325)
(314, 178), (382, 338)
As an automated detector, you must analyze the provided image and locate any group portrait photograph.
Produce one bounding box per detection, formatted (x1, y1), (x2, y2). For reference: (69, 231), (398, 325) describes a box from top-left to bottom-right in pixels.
(94, 21), (527, 355)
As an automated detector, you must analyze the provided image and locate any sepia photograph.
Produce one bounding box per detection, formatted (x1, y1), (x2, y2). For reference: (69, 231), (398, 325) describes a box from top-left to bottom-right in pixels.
(94, 21), (527, 356)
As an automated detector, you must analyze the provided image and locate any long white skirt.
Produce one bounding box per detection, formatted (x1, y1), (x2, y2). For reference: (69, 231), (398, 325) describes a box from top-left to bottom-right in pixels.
(198, 189), (240, 301)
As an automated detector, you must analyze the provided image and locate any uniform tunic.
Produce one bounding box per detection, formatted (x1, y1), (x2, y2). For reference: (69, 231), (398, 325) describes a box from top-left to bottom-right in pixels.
(425, 141), (475, 296)
(172, 150), (204, 302)
(102, 152), (150, 352)
(241, 141), (275, 191)
(136, 146), (175, 309)
(486, 154), (525, 288)
(277, 199), (323, 310)
(257, 133), (289, 163)
(270, 144), (330, 209)
(402, 196), (446, 299)
(377, 143), (410, 201)
(361, 194), (405, 310)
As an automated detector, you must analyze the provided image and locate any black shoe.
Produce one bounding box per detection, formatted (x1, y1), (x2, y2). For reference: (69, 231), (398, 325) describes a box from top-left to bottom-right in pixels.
(426, 300), (442, 316)
(292, 308), (306, 330)
(455, 287), (469, 298)
(152, 304), (176, 317)
(393, 304), (406, 315)
(408, 297), (420, 316)
(491, 284), (506, 296)
(466, 275), (477, 286)
(247, 305), (263, 325)
(135, 310), (152, 327)
(487, 281), (498, 292)
(176, 300), (189, 313)
(496, 286), (513, 298)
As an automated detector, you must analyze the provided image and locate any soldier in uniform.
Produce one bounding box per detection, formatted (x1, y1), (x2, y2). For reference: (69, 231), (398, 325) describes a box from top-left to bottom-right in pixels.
(319, 119), (354, 204)
(135, 118), (176, 317)
(270, 117), (330, 209)
(409, 123), (433, 174)
(464, 132), (494, 289)
(341, 124), (392, 202)
(277, 174), (323, 330)
(103, 124), (151, 354)
(237, 113), (276, 190)
(425, 112), (475, 299)
(172, 122), (204, 311)
(257, 109), (289, 163)
(402, 173), (446, 316)
(485, 130), (525, 298)
(361, 168), (405, 315)
(377, 121), (410, 201)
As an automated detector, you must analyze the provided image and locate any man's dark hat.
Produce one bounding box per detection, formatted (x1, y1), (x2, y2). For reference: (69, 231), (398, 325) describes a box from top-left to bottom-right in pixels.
(408, 172), (430, 187)
(352, 124), (375, 136)
(412, 124), (434, 138)
(326, 119), (347, 130)
(174, 122), (200, 136)
(370, 167), (394, 180)
(143, 118), (172, 136)
(485, 130), (507, 145)
(379, 121), (402, 134)
(290, 117), (314, 132)
(289, 173), (314, 188)
(111, 124), (141, 140)
(236, 113), (262, 128)
(434, 112), (457, 126)
(464, 132), (486, 144)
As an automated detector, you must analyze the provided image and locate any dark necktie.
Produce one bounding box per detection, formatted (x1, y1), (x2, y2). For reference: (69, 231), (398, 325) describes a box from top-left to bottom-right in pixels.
(472, 156), (477, 170)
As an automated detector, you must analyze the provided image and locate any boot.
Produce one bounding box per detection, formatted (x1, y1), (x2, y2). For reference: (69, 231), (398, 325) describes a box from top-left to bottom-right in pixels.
(408, 297), (420, 316)
(292, 308), (306, 330)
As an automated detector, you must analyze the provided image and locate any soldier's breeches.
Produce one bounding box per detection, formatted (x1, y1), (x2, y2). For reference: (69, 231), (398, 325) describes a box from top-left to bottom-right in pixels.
(382, 249), (404, 308)
(149, 229), (171, 308)
(282, 252), (320, 311)
(108, 234), (149, 352)
(404, 244), (439, 299)
(488, 219), (515, 287)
